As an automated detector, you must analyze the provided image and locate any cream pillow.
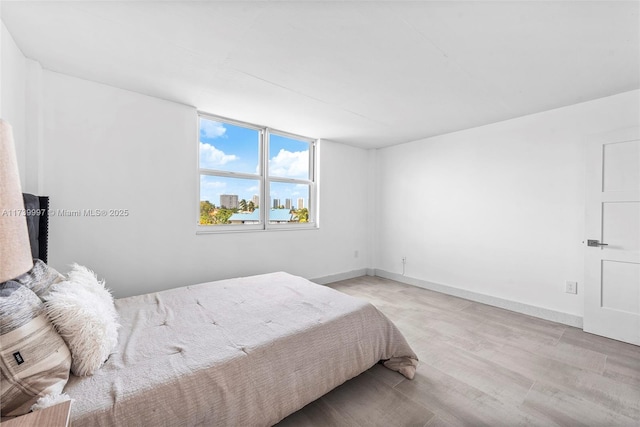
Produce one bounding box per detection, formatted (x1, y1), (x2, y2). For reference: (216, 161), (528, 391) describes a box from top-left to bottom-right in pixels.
(44, 264), (120, 376)
(0, 282), (71, 416)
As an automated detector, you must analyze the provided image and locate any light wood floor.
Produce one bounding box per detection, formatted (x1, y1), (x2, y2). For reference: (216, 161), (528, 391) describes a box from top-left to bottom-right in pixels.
(276, 275), (640, 427)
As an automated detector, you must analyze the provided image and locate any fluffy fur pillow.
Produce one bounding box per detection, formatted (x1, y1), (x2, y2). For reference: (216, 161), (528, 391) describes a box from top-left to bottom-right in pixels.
(0, 282), (72, 416)
(44, 264), (120, 376)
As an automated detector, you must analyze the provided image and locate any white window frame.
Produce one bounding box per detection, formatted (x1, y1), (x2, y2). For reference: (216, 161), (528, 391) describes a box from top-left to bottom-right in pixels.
(196, 112), (318, 233)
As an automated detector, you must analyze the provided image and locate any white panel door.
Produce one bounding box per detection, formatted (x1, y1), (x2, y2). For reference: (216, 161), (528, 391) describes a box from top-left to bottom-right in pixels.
(584, 127), (640, 345)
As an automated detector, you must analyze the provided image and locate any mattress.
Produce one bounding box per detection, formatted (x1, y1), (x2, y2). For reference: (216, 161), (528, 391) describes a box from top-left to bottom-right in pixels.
(63, 272), (418, 426)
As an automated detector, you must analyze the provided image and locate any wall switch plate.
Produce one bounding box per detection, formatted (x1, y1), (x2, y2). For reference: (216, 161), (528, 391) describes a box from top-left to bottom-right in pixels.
(565, 281), (578, 294)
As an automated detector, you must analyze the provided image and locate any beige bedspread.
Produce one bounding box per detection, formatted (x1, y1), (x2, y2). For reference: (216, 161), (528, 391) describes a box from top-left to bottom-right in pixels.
(63, 272), (417, 426)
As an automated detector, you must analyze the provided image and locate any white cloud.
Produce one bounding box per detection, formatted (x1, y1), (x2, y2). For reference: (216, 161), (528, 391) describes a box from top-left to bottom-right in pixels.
(269, 149), (308, 179)
(200, 176), (226, 189)
(200, 176), (226, 203)
(200, 143), (238, 168)
(200, 120), (226, 139)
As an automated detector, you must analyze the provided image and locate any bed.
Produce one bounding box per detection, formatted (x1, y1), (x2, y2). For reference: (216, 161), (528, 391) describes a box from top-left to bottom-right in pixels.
(9, 194), (418, 426)
(63, 272), (417, 426)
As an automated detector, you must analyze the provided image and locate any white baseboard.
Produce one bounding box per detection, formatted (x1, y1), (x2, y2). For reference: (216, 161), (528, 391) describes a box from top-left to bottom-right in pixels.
(375, 269), (583, 328)
(311, 268), (369, 285)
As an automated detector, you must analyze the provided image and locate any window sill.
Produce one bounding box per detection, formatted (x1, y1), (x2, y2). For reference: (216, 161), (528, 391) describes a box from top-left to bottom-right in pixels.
(196, 224), (319, 235)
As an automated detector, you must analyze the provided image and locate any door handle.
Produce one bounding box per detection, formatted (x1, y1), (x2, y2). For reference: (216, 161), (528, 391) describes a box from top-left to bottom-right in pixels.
(587, 239), (609, 247)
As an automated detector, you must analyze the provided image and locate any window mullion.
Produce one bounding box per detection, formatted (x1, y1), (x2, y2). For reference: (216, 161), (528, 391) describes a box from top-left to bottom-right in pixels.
(309, 141), (317, 223)
(262, 129), (269, 228)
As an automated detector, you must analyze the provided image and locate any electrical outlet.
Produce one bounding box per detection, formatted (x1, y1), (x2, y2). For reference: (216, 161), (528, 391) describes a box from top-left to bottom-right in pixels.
(565, 281), (578, 294)
(354, 250), (359, 258)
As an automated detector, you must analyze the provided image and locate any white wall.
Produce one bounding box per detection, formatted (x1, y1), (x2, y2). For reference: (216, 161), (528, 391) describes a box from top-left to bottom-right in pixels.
(375, 90), (640, 319)
(42, 71), (371, 298)
(1, 20), (26, 187)
(7, 15), (637, 320)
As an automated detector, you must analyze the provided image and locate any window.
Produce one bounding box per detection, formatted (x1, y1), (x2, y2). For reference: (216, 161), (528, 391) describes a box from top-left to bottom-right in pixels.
(198, 112), (317, 232)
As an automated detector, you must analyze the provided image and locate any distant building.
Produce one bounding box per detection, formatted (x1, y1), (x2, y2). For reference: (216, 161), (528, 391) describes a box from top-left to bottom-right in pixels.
(228, 209), (260, 224)
(269, 208), (294, 223)
(273, 199), (280, 209)
(297, 198), (304, 209)
(228, 209), (293, 224)
(285, 199), (292, 209)
(220, 194), (238, 209)
(252, 194), (259, 207)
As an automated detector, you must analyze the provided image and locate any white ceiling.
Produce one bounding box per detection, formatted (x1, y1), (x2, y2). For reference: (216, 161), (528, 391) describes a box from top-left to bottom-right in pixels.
(2, 1), (638, 148)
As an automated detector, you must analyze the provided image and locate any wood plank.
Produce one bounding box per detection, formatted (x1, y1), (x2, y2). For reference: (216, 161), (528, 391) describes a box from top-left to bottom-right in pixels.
(410, 338), (534, 405)
(404, 302), (606, 375)
(424, 415), (455, 427)
(474, 341), (640, 420)
(521, 381), (638, 427)
(560, 327), (640, 359)
(320, 369), (435, 427)
(395, 316), (496, 354)
(560, 327), (640, 386)
(396, 287), (473, 313)
(471, 322), (607, 374)
(274, 398), (353, 427)
(394, 364), (546, 427)
(277, 276), (640, 426)
(462, 302), (566, 341)
(364, 362), (407, 388)
(603, 354), (640, 388)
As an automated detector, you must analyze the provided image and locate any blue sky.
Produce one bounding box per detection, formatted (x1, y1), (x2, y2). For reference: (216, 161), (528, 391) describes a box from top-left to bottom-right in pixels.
(200, 118), (310, 208)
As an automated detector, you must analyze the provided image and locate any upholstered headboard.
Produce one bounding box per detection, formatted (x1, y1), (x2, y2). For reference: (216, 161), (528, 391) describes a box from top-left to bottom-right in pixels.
(22, 193), (49, 263)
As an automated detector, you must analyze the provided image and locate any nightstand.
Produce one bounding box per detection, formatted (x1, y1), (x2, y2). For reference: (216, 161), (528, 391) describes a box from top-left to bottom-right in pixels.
(1, 401), (71, 427)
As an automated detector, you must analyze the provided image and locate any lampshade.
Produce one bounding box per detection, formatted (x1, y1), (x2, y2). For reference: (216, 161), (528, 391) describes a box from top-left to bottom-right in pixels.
(0, 118), (33, 282)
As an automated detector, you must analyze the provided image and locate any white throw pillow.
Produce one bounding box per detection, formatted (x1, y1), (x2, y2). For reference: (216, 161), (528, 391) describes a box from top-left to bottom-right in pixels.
(44, 264), (119, 376)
